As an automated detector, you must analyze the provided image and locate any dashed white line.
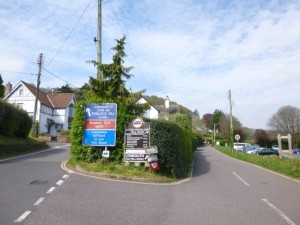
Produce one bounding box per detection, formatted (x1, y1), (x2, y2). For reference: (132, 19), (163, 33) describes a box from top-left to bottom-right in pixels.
(46, 187), (56, 194)
(56, 180), (64, 186)
(33, 197), (45, 206)
(232, 172), (250, 186)
(62, 174), (70, 179)
(262, 198), (295, 225)
(14, 210), (31, 223)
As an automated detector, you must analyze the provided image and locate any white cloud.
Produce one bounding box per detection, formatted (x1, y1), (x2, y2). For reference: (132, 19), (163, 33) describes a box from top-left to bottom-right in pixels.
(1, 0), (300, 129)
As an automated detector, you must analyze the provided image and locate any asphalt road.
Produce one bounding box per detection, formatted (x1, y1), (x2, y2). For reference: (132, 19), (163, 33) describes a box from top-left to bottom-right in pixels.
(1, 144), (300, 225)
(0, 142), (70, 225)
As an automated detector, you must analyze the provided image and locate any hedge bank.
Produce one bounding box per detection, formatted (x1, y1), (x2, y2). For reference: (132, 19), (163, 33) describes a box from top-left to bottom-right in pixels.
(0, 100), (32, 138)
(70, 101), (202, 178)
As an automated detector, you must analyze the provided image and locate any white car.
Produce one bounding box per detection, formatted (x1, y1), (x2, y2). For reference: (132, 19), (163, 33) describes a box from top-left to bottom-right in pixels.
(233, 143), (251, 151)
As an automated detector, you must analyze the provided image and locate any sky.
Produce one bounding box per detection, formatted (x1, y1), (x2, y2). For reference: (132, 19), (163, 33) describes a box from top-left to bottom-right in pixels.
(1, 0), (300, 130)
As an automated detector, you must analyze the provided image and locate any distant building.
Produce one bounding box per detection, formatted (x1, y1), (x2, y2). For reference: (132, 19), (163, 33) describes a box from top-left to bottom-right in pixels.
(4, 81), (75, 138)
(136, 95), (180, 120)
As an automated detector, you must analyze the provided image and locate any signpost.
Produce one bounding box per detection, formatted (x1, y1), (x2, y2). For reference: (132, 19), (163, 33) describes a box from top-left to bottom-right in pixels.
(124, 118), (150, 162)
(83, 103), (117, 148)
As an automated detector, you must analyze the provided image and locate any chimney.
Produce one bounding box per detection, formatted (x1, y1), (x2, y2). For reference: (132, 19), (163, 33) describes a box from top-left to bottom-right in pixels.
(165, 95), (170, 109)
(5, 82), (12, 96)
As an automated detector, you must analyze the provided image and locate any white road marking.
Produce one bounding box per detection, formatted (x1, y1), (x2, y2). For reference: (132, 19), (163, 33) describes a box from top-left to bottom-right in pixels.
(56, 180), (64, 185)
(33, 197), (45, 206)
(14, 210), (31, 223)
(62, 174), (70, 179)
(232, 172), (250, 186)
(262, 198), (295, 225)
(0, 144), (70, 162)
(46, 187), (56, 194)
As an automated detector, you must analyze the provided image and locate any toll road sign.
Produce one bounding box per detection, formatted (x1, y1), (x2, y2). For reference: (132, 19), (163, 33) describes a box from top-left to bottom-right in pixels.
(83, 103), (117, 146)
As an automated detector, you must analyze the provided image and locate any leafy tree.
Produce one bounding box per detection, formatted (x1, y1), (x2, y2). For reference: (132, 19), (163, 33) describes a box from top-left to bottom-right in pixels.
(202, 113), (213, 129)
(191, 109), (203, 132)
(0, 74), (5, 98)
(211, 109), (224, 130)
(219, 113), (242, 141)
(56, 84), (74, 93)
(268, 105), (300, 147)
(233, 128), (245, 142)
(71, 36), (148, 162)
(174, 114), (192, 132)
(253, 129), (269, 147)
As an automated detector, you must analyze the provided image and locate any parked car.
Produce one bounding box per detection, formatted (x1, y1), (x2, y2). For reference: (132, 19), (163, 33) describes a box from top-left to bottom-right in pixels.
(256, 148), (279, 156)
(245, 146), (260, 154)
(272, 145), (279, 150)
(293, 148), (300, 154)
(234, 143), (251, 151)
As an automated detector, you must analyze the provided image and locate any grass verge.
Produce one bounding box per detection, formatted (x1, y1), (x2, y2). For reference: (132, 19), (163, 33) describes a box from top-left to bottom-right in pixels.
(215, 145), (300, 179)
(0, 135), (48, 159)
(67, 157), (176, 183)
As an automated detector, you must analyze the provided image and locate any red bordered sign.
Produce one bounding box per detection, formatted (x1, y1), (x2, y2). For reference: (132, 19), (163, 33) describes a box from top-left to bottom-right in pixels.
(132, 117), (144, 129)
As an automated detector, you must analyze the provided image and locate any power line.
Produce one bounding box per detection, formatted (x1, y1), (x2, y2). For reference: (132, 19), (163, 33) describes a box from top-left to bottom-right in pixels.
(107, 0), (152, 90)
(0, 70), (35, 75)
(42, 67), (78, 88)
(46, 0), (94, 68)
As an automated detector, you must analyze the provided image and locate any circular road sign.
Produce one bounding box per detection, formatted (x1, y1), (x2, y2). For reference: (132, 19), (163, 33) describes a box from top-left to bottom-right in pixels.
(132, 117), (144, 129)
(235, 134), (240, 141)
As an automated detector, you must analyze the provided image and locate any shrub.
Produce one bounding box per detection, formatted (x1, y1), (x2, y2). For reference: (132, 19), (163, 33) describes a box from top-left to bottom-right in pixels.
(0, 101), (32, 137)
(150, 120), (201, 178)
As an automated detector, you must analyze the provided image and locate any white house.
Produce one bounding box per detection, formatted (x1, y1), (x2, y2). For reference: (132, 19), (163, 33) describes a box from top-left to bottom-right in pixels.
(136, 95), (180, 120)
(4, 81), (75, 137)
(136, 96), (159, 119)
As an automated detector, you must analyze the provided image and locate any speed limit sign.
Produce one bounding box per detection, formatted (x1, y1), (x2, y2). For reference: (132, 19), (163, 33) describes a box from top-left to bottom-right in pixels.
(235, 134), (240, 141)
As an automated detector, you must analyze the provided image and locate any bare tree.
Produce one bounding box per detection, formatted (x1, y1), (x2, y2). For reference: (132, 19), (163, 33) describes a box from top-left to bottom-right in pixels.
(268, 105), (300, 147)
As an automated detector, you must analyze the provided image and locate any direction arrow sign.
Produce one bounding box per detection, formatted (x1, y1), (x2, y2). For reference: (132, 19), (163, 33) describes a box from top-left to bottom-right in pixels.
(83, 103), (117, 146)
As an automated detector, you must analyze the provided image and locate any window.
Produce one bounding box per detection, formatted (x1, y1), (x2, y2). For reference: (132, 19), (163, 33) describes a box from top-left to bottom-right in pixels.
(19, 89), (24, 96)
(68, 104), (74, 117)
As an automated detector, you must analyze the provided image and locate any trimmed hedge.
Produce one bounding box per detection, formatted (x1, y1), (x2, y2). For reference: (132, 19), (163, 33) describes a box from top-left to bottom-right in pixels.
(70, 101), (203, 178)
(0, 100), (32, 138)
(150, 120), (201, 178)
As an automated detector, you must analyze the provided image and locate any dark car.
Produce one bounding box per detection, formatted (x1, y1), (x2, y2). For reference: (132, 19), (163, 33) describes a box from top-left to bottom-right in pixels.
(293, 148), (300, 154)
(256, 148), (279, 156)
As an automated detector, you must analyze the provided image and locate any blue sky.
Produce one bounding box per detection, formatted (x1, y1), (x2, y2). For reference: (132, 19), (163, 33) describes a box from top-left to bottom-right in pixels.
(1, 0), (300, 129)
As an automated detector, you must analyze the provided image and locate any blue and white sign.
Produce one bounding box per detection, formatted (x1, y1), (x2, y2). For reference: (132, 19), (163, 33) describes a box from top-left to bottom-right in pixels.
(84, 104), (117, 120)
(83, 103), (117, 146)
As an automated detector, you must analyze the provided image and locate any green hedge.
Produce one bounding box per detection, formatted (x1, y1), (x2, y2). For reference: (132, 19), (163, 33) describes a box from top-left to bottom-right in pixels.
(150, 120), (202, 178)
(70, 101), (203, 178)
(0, 101), (32, 138)
(70, 100), (134, 163)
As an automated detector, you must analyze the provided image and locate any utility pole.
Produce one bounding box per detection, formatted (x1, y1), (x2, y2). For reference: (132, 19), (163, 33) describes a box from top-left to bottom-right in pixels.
(213, 123), (216, 145)
(96, 0), (102, 80)
(32, 53), (43, 137)
(228, 90), (234, 153)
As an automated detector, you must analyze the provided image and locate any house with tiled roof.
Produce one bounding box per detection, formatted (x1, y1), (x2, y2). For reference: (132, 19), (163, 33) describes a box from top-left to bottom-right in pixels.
(4, 81), (75, 138)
